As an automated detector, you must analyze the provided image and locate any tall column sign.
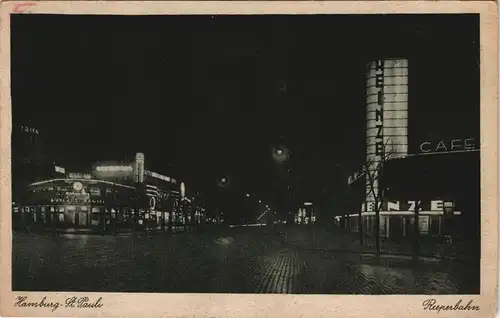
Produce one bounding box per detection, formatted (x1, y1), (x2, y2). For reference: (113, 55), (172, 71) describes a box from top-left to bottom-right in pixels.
(134, 153), (145, 184)
(365, 58), (409, 203)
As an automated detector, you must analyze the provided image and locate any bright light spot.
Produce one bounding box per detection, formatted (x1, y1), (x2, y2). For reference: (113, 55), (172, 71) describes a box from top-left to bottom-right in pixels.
(246, 193), (250, 197)
(54, 166), (65, 174)
(304, 202), (313, 206)
(96, 165), (133, 172)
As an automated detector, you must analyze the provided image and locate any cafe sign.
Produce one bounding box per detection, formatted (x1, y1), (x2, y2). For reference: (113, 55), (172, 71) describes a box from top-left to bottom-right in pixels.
(419, 138), (477, 153)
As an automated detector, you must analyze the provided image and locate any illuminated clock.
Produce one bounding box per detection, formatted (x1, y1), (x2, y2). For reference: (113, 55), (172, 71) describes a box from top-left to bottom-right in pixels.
(73, 182), (83, 192)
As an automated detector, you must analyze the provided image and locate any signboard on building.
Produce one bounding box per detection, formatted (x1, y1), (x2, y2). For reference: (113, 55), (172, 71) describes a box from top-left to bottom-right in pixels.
(365, 58), (409, 201)
(145, 170), (173, 183)
(181, 182), (186, 198)
(134, 153), (145, 183)
(93, 162), (135, 182)
(20, 125), (39, 134)
(419, 138), (478, 154)
(348, 166), (366, 185)
(419, 215), (430, 233)
(95, 165), (133, 172)
(362, 199), (458, 213)
(67, 172), (92, 180)
(54, 166), (65, 174)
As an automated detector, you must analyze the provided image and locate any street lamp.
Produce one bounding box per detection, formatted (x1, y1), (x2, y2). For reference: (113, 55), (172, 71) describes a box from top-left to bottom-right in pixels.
(271, 145), (290, 164)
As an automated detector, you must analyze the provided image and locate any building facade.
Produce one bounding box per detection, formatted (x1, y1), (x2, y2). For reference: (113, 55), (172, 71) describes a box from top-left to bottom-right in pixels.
(13, 153), (213, 233)
(341, 57), (480, 241)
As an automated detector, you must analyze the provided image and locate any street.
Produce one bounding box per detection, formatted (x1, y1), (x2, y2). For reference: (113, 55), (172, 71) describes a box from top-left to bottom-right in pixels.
(12, 228), (478, 294)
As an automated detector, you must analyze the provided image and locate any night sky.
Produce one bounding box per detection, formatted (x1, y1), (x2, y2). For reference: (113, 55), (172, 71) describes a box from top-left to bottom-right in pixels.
(11, 14), (479, 200)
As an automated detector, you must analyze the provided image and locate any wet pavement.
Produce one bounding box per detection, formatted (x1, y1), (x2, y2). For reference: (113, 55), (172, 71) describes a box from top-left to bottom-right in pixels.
(12, 229), (479, 294)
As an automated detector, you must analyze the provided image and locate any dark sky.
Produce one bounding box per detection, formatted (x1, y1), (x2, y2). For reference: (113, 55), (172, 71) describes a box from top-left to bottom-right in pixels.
(11, 14), (479, 199)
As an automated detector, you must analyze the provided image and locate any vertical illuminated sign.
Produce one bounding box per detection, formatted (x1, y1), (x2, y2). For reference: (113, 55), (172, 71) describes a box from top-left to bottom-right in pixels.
(134, 153), (145, 183)
(180, 182), (186, 198)
(365, 58), (408, 203)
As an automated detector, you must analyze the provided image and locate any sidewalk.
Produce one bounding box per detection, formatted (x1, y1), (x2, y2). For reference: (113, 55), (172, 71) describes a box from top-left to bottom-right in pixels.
(280, 225), (477, 262)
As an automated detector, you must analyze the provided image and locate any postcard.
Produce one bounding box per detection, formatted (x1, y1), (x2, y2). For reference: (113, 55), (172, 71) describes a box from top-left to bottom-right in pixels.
(0, 1), (497, 317)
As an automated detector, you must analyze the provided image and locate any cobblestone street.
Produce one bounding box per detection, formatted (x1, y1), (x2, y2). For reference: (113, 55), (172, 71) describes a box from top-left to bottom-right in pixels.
(12, 229), (479, 294)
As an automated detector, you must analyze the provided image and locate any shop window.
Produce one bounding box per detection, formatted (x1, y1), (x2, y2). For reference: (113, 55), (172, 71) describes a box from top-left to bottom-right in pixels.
(419, 216), (430, 234)
(90, 187), (101, 196)
(91, 213), (99, 225)
(429, 215), (440, 236)
(380, 216), (390, 238)
(79, 213), (88, 227)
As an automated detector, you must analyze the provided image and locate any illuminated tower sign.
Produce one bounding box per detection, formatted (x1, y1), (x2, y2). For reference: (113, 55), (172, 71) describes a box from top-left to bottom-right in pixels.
(134, 153), (145, 183)
(180, 182), (186, 198)
(365, 58), (409, 202)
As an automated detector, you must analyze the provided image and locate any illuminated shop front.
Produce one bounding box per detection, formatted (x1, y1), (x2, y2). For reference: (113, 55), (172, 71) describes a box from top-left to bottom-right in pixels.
(341, 57), (480, 240)
(17, 177), (134, 230)
(293, 202), (316, 225)
(13, 153), (210, 232)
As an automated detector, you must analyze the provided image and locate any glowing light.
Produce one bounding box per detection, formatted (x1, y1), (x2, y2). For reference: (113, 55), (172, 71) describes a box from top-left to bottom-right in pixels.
(181, 182), (186, 198)
(271, 145), (290, 164)
(146, 170), (172, 182)
(54, 166), (65, 174)
(29, 178), (135, 189)
(365, 58), (409, 203)
(96, 165), (133, 172)
(67, 172), (92, 179)
(72, 182), (83, 191)
(304, 202), (313, 206)
(135, 153), (145, 183)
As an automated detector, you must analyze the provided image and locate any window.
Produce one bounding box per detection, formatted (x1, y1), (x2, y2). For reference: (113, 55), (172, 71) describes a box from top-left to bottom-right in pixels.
(429, 215), (440, 236)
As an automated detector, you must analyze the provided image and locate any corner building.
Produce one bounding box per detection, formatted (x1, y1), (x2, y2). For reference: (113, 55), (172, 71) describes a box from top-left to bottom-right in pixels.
(343, 57), (480, 243)
(13, 153), (210, 233)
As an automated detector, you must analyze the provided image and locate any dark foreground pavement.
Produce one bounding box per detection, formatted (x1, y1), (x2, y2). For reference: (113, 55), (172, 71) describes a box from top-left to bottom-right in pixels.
(12, 228), (479, 294)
